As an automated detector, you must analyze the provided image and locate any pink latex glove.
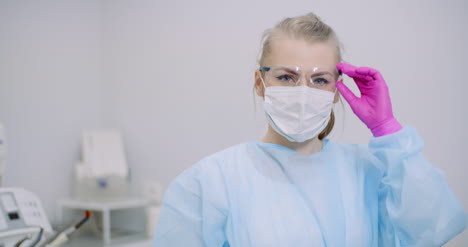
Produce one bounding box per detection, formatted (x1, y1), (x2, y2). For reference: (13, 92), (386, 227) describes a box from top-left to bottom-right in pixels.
(336, 63), (402, 137)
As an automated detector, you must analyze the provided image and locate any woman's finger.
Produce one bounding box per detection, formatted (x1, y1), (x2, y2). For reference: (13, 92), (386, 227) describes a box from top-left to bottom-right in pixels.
(336, 81), (358, 105)
(355, 67), (384, 81)
(336, 62), (370, 81)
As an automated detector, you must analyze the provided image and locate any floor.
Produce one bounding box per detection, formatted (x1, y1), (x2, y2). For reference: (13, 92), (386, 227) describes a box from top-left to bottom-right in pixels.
(62, 235), (152, 247)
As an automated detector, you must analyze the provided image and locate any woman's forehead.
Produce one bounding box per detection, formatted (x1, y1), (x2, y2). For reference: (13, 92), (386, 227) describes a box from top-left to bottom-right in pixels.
(267, 38), (338, 69)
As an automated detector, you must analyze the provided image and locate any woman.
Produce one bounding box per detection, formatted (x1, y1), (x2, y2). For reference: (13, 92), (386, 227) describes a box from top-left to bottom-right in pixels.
(153, 13), (467, 246)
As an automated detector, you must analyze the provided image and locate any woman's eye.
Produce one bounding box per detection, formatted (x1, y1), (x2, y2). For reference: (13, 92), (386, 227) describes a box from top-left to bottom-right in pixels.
(276, 74), (295, 82)
(312, 77), (329, 85)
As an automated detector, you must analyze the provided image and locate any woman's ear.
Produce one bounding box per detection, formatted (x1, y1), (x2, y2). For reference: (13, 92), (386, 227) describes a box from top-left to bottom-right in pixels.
(333, 78), (343, 103)
(254, 70), (265, 97)
(334, 91), (340, 103)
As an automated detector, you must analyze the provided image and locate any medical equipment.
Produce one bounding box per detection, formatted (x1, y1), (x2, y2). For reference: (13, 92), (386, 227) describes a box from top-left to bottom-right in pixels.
(0, 188), (93, 247)
(39, 211), (91, 247)
(0, 188), (53, 247)
(0, 123), (6, 187)
(74, 130), (129, 201)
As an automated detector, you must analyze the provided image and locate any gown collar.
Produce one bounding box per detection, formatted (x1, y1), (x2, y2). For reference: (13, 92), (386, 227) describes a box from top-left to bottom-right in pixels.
(253, 138), (331, 158)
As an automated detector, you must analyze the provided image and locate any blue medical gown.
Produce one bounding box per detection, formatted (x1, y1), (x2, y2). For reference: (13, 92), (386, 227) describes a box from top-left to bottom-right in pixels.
(153, 127), (467, 246)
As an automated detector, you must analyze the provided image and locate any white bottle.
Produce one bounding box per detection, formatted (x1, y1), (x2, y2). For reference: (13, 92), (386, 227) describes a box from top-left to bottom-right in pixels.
(0, 123), (6, 187)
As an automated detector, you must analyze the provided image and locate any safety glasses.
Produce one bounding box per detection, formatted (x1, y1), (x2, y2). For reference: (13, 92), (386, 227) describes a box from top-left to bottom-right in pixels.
(260, 65), (342, 91)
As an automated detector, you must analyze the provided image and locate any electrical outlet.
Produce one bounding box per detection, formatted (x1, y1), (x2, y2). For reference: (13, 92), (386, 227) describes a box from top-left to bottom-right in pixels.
(143, 181), (163, 204)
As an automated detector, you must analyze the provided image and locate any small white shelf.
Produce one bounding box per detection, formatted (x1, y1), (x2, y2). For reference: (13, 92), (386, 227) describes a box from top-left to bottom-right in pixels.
(57, 198), (151, 245)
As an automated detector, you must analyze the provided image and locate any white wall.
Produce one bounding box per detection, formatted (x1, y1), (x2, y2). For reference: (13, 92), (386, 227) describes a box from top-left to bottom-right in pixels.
(1, 0), (467, 245)
(0, 0), (104, 227)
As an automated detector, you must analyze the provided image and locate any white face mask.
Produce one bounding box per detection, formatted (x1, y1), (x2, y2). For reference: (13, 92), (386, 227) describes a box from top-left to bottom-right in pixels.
(263, 85), (335, 143)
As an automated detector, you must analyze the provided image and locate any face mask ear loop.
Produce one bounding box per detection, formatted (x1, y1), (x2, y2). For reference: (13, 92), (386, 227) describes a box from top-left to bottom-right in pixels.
(260, 73), (267, 90)
(333, 73), (342, 98)
(259, 72), (268, 100)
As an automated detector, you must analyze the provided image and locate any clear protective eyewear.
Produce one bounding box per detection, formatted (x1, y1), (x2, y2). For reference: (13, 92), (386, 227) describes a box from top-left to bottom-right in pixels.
(259, 65), (342, 91)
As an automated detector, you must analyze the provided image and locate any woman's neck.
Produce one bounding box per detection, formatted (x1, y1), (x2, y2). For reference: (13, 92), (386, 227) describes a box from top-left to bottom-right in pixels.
(261, 125), (323, 156)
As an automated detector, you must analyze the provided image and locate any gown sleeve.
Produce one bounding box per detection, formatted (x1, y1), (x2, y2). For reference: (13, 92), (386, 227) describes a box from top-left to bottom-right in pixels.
(152, 159), (229, 247)
(370, 126), (467, 246)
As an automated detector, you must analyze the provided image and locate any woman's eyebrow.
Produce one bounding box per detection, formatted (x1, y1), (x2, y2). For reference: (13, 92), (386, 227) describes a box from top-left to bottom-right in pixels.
(311, 71), (333, 76)
(278, 67), (299, 75)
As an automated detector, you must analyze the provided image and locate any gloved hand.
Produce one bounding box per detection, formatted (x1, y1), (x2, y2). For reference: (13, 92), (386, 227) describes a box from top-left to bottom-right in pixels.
(335, 62), (402, 137)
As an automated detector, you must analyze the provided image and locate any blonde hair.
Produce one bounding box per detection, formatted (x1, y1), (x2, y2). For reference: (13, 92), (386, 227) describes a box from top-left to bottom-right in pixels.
(258, 13), (342, 140)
